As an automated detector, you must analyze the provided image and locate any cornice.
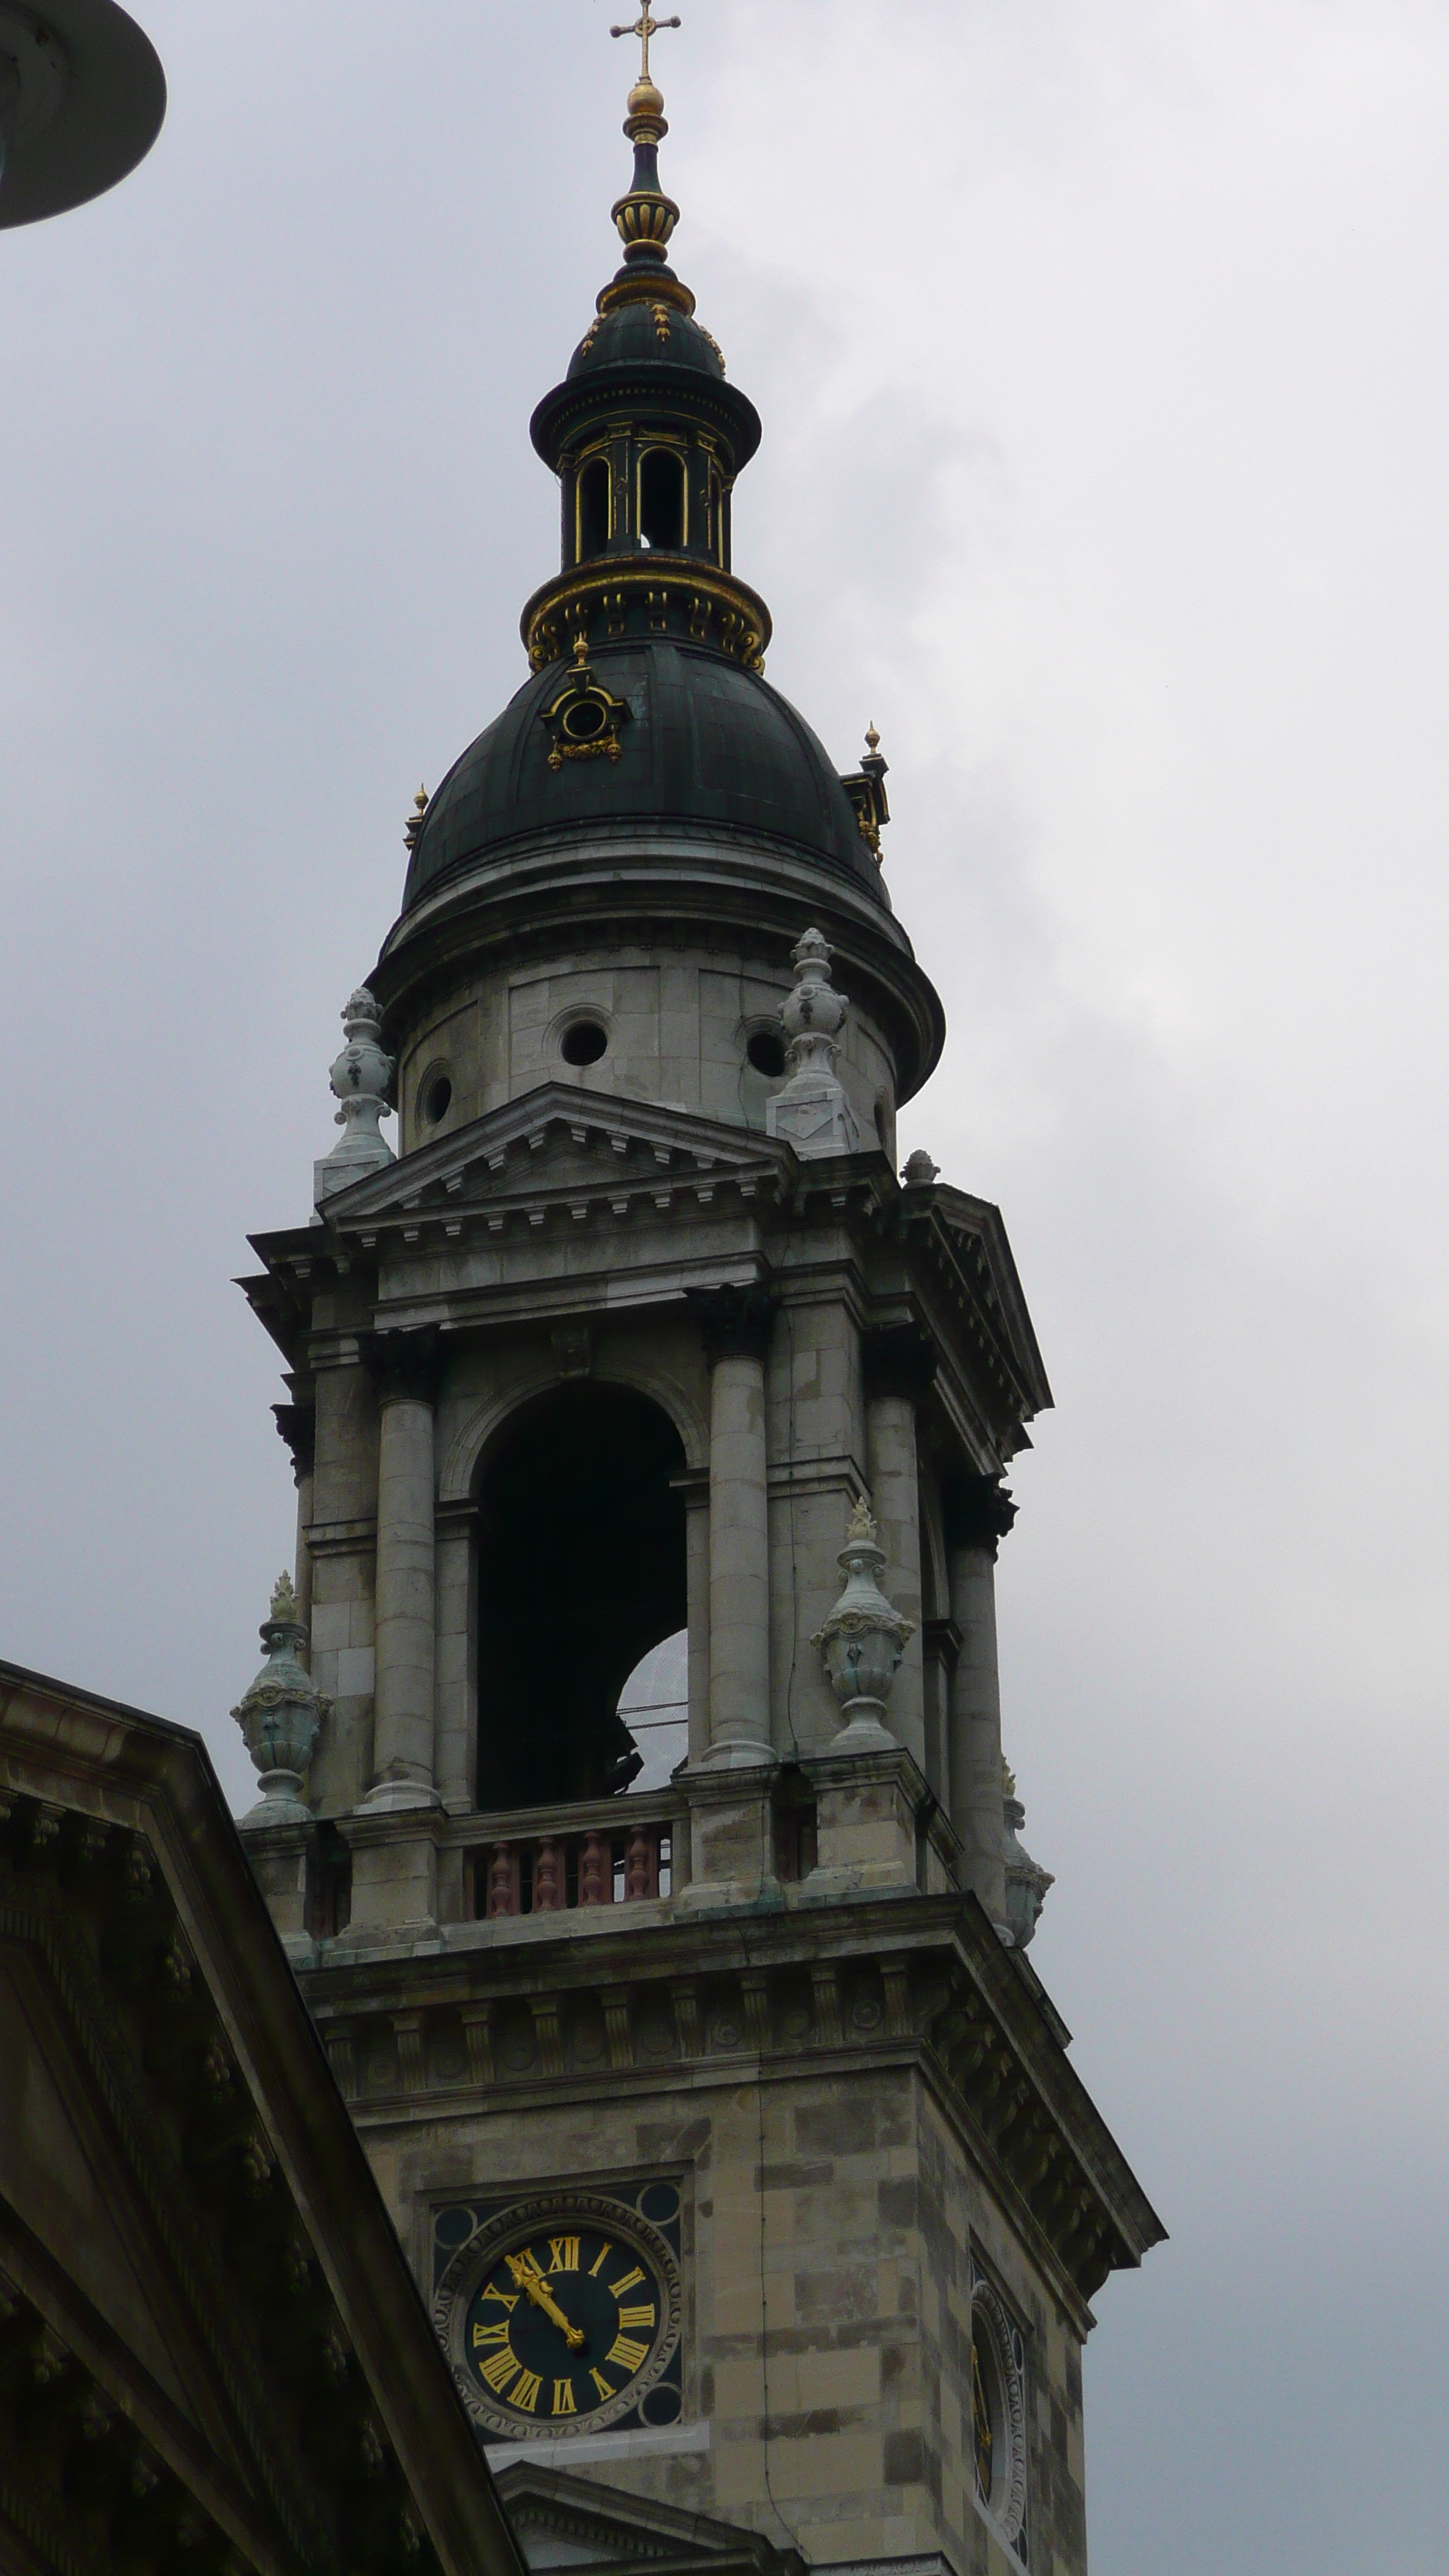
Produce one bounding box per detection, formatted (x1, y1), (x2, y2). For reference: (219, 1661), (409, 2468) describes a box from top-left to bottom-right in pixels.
(0, 1665), (526, 2576)
(298, 1885), (1164, 2325)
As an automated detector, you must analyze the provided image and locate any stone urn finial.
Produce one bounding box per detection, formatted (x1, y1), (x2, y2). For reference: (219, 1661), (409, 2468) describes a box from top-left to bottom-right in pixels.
(231, 1573), (331, 1831)
(315, 985), (396, 1208)
(811, 1496), (916, 1749)
(1002, 1762), (1053, 1948)
(766, 928), (862, 1161)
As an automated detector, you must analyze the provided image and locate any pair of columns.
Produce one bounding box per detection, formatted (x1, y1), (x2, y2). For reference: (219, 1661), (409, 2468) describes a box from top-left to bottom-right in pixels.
(307, 1310), (1012, 1896)
(365, 1297), (783, 1800)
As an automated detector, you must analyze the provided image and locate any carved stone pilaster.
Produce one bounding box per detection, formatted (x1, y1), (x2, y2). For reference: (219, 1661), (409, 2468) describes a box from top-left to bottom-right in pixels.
(810, 1962), (843, 2048)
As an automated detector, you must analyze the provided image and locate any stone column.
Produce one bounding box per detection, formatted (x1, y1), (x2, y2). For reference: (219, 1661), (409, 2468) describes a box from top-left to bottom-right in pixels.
(272, 1376), (317, 1651)
(944, 1474), (1017, 1930)
(366, 1330), (441, 1811)
(434, 1501), (475, 1814)
(862, 1327), (935, 1773)
(688, 1286), (776, 1766)
(682, 1477), (711, 1766)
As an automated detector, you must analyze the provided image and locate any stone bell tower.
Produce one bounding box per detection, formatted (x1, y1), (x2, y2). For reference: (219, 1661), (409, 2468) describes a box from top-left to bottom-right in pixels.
(238, 30), (1162, 2576)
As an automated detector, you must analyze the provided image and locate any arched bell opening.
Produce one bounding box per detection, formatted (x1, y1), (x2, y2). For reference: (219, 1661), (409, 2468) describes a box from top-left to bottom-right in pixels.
(708, 464), (728, 568)
(617, 1629), (688, 1791)
(474, 1383), (687, 1810)
(639, 445), (686, 550)
(575, 453), (611, 562)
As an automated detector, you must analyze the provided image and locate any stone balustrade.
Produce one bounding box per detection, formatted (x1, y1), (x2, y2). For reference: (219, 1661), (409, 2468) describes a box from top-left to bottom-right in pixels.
(471, 1816), (675, 1917)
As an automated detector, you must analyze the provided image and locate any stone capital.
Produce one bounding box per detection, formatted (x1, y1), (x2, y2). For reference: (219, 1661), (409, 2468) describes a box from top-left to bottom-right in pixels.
(272, 1402), (317, 1481)
(942, 1471), (1017, 1556)
(862, 1323), (937, 1406)
(686, 1282), (776, 1368)
(364, 1325), (442, 1407)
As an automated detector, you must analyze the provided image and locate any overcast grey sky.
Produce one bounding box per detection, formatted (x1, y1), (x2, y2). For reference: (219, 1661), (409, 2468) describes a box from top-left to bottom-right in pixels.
(3, 2), (1447, 2568)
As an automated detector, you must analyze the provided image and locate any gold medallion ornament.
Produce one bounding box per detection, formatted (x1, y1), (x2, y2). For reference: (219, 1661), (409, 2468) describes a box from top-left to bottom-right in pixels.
(539, 637), (633, 769)
(433, 2193), (683, 2438)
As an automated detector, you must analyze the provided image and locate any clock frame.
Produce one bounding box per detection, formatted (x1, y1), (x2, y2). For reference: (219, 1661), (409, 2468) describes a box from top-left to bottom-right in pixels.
(433, 2187), (683, 2439)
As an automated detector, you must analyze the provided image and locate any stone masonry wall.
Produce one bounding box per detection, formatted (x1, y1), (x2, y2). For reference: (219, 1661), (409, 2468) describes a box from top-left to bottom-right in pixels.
(354, 2054), (1085, 2576)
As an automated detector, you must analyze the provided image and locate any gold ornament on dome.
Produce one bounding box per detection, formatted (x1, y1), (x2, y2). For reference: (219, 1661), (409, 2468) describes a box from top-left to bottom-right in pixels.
(539, 637), (633, 772)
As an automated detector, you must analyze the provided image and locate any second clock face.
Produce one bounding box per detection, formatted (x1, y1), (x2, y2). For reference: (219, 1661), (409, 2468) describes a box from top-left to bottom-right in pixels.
(463, 2224), (665, 2427)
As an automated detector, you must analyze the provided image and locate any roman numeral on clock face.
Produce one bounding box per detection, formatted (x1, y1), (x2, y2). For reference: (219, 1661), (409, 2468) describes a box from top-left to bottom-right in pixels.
(479, 2349), (521, 2395)
(549, 2235), (581, 2272)
(608, 2333), (649, 2371)
(472, 2320), (512, 2348)
(553, 2379), (577, 2415)
(618, 2304), (656, 2329)
(611, 2266), (646, 2296)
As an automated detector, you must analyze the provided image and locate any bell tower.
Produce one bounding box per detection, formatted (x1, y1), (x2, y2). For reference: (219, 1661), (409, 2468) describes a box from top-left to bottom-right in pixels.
(238, 29), (1162, 2576)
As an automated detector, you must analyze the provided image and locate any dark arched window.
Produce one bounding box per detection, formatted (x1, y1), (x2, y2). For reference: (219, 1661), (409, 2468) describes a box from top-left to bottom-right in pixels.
(639, 447), (685, 550)
(577, 454), (610, 560)
(474, 1384), (687, 1809)
(710, 466), (726, 565)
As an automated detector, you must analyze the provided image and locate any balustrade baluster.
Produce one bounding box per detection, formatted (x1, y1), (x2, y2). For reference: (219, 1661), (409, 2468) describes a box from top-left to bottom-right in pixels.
(534, 1836), (565, 1911)
(487, 1841), (520, 1918)
(579, 1830), (612, 1905)
(624, 1823), (658, 1901)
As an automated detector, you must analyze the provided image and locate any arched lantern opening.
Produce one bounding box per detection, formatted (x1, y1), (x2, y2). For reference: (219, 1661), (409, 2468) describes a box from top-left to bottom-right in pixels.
(474, 1383), (687, 1810)
(639, 446), (685, 550)
(577, 454), (611, 561)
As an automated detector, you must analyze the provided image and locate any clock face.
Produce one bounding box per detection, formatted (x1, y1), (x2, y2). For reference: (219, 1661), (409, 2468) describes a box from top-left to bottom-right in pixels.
(464, 2223), (664, 2426)
(435, 2193), (683, 2438)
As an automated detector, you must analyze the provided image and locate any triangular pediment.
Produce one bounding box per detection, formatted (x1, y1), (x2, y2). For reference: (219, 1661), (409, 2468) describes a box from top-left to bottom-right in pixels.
(494, 2464), (802, 2576)
(318, 1086), (791, 1238)
(927, 1183), (1053, 1419)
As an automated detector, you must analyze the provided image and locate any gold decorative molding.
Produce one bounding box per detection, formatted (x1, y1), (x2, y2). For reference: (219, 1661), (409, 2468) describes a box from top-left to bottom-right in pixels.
(523, 559), (772, 674)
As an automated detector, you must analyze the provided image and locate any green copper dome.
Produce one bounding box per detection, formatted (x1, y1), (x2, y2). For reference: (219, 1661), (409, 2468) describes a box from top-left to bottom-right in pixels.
(401, 639), (885, 913)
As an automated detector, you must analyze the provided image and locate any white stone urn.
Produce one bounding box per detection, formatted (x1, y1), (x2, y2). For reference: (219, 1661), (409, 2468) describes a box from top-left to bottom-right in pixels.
(231, 1572), (330, 1829)
(1002, 1764), (1054, 1948)
(315, 985), (396, 1205)
(766, 928), (862, 1160)
(811, 1497), (916, 1749)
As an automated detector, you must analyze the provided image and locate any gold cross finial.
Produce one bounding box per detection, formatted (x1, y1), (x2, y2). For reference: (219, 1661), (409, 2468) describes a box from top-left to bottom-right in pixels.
(610, 9), (681, 85)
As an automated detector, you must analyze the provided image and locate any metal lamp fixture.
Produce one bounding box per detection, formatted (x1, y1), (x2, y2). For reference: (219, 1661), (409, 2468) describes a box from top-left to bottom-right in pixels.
(0, 0), (163, 228)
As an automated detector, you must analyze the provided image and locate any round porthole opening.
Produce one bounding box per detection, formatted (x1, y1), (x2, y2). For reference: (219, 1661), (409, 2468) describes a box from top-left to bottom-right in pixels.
(423, 1074), (453, 1125)
(746, 1030), (786, 1078)
(561, 1020), (608, 1067)
(561, 697), (608, 743)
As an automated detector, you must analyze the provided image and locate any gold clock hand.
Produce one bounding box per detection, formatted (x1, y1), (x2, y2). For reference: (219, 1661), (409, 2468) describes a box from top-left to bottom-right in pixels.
(506, 2252), (586, 2351)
